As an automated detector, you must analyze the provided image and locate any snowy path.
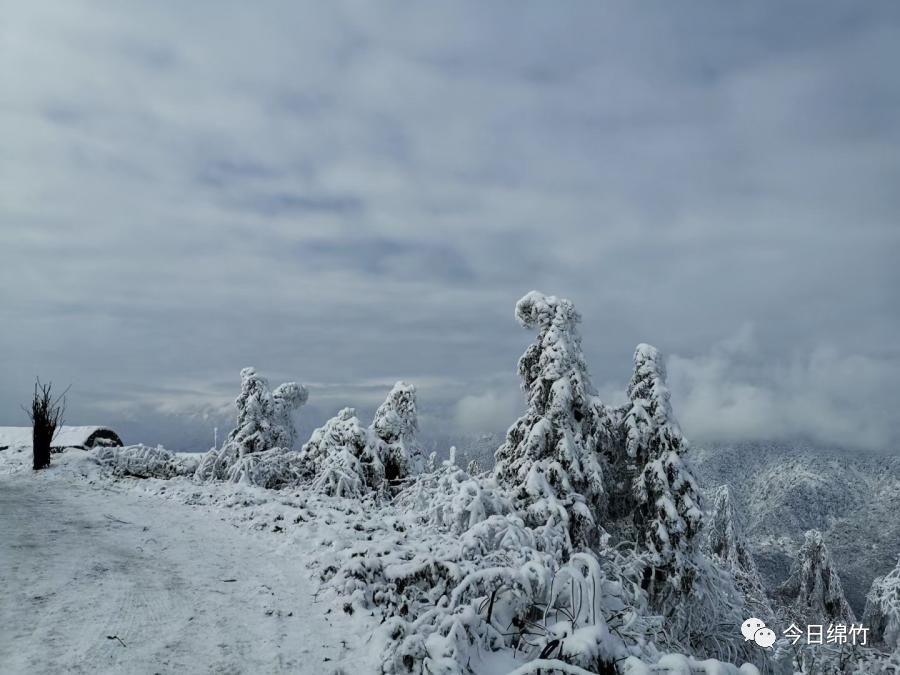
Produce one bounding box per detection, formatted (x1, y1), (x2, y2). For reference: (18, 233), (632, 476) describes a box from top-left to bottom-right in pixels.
(0, 468), (360, 674)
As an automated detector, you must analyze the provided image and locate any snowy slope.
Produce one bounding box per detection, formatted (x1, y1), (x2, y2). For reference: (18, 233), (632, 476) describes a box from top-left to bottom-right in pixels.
(0, 450), (378, 674)
(692, 441), (900, 615)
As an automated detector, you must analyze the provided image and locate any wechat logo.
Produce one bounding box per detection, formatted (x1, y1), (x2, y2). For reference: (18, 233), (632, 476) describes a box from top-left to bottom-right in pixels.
(741, 617), (777, 648)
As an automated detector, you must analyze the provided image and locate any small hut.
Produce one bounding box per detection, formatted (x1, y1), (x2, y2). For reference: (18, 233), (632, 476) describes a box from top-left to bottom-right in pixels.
(0, 426), (123, 451)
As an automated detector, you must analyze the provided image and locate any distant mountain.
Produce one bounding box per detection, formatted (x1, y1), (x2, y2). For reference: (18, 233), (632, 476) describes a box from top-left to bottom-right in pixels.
(691, 440), (900, 615)
(445, 431), (502, 470)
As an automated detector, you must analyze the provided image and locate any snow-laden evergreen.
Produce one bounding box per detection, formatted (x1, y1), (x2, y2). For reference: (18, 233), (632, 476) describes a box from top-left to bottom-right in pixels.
(299, 407), (376, 497)
(704, 485), (776, 625)
(311, 292), (770, 674)
(271, 381), (309, 449)
(863, 555), (900, 650)
(494, 291), (612, 551)
(195, 367), (307, 485)
(624, 344), (704, 601)
(371, 381), (424, 479)
(228, 367), (307, 455)
(299, 383), (422, 498)
(776, 529), (856, 627)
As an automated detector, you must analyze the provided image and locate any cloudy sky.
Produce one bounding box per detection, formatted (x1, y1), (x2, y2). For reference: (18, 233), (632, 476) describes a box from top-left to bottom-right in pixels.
(2, 2), (898, 452)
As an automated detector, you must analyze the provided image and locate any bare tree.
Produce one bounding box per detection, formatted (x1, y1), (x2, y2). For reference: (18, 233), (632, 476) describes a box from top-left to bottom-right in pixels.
(23, 378), (68, 471)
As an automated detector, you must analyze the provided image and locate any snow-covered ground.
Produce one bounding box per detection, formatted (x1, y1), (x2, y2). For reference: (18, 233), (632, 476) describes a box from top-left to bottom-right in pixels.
(0, 447), (773, 675)
(0, 448), (377, 675)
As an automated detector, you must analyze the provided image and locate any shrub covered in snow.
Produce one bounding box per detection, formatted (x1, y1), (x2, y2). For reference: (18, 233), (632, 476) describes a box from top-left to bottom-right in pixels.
(92, 444), (196, 479)
(394, 460), (511, 536)
(224, 447), (307, 490)
(863, 555), (900, 650)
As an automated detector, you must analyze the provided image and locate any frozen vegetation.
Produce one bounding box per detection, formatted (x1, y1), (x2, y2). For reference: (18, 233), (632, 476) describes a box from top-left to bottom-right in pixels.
(3, 291), (899, 674)
(864, 557), (900, 650)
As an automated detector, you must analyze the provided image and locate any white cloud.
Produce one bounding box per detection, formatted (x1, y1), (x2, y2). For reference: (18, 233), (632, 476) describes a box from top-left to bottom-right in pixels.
(0, 2), (897, 453)
(667, 328), (900, 451)
(454, 389), (523, 435)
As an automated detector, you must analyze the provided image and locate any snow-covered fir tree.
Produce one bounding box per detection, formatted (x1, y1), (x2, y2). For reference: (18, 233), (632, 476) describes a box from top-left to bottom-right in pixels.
(271, 381), (308, 449)
(300, 407), (375, 497)
(195, 367), (307, 484)
(229, 367), (278, 454)
(704, 485), (776, 624)
(776, 529), (856, 627)
(494, 291), (612, 551)
(300, 384), (422, 498)
(624, 343), (704, 597)
(370, 381), (423, 479)
(863, 555), (900, 650)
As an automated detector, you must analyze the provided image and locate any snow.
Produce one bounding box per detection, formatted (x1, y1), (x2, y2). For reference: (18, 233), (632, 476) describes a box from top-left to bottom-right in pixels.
(0, 425), (120, 450)
(0, 426), (34, 449)
(0, 450), (377, 674)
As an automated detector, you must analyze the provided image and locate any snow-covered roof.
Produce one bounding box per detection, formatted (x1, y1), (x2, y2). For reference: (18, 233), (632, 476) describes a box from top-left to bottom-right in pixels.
(0, 426), (123, 450)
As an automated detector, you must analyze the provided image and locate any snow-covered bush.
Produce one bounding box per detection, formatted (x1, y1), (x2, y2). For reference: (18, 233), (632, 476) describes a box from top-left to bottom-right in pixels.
(863, 555), (900, 650)
(625, 344), (704, 602)
(92, 444), (196, 479)
(394, 460), (511, 536)
(225, 447), (307, 490)
(195, 367), (307, 486)
(494, 291), (612, 551)
(194, 441), (239, 483)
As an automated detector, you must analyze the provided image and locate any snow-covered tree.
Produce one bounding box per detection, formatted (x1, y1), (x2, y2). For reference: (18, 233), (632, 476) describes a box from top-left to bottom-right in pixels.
(863, 556), (900, 650)
(704, 485), (776, 624)
(271, 381), (308, 449)
(228, 367), (301, 455)
(371, 381), (422, 479)
(299, 407), (374, 497)
(624, 343), (703, 597)
(300, 384), (421, 498)
(776, 529), (856, 627)
(195, 367), (307, 485)
(494, 291), (610, 551)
